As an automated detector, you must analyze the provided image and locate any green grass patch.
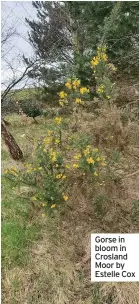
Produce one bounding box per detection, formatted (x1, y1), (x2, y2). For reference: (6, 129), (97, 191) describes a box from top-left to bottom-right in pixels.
(1, 150), (10, 161)
(2, 179), (39, 268)
(9, 87), (40, 101)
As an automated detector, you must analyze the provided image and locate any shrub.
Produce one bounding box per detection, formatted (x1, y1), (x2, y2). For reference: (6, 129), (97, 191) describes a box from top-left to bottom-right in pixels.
(58, 79), (90, 109)
(20, 99), (42, 122)
(90, 45), (117, 101)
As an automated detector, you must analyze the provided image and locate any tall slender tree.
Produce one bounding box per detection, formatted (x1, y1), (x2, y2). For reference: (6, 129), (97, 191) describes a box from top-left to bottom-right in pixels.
(26, 1), (139, 90)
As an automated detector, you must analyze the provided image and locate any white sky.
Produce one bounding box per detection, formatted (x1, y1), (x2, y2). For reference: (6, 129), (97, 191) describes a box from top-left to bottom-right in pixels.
(1, 1), (37, 90)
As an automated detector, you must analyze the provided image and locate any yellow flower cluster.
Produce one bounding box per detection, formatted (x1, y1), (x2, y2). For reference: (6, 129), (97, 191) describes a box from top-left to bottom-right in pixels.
(59, 101), (64, 107)
(55, 139), (60, 144)
(62, 194), (68, 201)
(55, 117), (62, 125)
(83, 146), (106, 167)
(59, 91), (67, 99)
(71, 145), (107, 178)
(73, 163), (79, 168)
(4, 167), (18, 176)
(65, 79), (72, 90)
(51, 204), (56, 209)
(56, 174), (66, 179)
(93, 148), (99, 153)
(83, 145), (91, 156)
(32, 196), (37, 201)
(96, 84), (105, 94)
(75, 98), (84, 105)
(80, 87), (90, 94)
(106, 95), (111, 100)
(49, 148), (58, 162)
(42, 203), (47, 207)
(43, 137), (52, 145)
(65, 164), (71, 169)
(65, 78), (80, 90)
(25, 164), (42, 173)
(73, 79), (81, 89)
(74, 153), (81, 160)
(59, 78), (89, 108)
(90, 45), (107, 68)
(47, 130), (53, 136)
(43, 130), (55, 148)
(91, 57), (99, 67)
(87, 157), (94, 165)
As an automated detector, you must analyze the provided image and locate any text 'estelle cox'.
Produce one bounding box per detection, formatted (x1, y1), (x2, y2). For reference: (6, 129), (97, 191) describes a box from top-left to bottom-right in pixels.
(91, 234), (139, 282)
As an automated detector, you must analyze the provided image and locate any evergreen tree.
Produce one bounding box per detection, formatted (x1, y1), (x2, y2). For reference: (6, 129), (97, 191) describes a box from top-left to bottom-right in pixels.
(25, 1), (139, 93)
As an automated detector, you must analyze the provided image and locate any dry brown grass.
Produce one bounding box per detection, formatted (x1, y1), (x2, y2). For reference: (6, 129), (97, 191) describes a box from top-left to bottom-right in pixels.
(2, 104), (139, 304)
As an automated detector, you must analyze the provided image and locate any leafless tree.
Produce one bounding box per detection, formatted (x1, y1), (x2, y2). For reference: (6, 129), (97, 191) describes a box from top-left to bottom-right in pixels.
(1, 3), (36, 160)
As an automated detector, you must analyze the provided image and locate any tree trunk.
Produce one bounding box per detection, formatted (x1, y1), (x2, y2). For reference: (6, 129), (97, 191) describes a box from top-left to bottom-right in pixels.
(1, 120), (23, 160)
(33, 117), (38, 123)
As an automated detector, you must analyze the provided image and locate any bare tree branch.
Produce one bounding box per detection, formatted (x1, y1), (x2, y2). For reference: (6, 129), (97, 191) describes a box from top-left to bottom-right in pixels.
(1, 61), (36, 103)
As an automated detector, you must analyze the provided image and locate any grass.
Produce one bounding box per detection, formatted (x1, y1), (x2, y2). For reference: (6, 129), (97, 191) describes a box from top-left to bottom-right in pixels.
(2, 106), (139, 304)
(2, 179), (39, 268)
(8, 87), (40, 102)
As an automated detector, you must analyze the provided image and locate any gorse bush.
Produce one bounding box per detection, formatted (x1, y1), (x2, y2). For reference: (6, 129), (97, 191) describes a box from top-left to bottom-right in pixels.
(3, 127), (69, 216)
(90, 45), (117, 100)
(3, 45), (117, 217)
(3, 118), (107, 216)
(58, 44), (116, 109)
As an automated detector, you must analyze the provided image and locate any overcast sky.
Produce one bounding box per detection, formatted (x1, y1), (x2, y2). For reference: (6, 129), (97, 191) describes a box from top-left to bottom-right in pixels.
(1, 1), (37, 90)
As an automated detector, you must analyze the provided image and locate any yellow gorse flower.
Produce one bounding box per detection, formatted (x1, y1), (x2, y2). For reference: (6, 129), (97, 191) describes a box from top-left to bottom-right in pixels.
(75, 98), (84, 105)
(84, 145), (91, 156)
(80, 87), (89, 94)
(94, 171), (98, 176)
(65, 79), (72, 90)
(47, 130), (53, 136)
(101, 54), (107, 61)
(4, 169), (8, 174)
(32, 196), (37, 201)
(96, 157), (101, 162)
(63, 194), (68, 201)
(43, 137), (52, 145)
(59, 101), (64, 107)
(91, 57), (99, 67)
(55, 139), (60, 144)
(87, 157), (95, 165)
(59, 91), (67, 99)
(73, 163), (79, 168)
(93, 148), (99, 152)
(90, 45), (108, 68)
(65, 164), (70, 169)
(56, 174), (63, 179)
(10, 170), (18, 176)
(97, 84), (105, 94)
(74, 153), (81, 160)
(72, 79), (80, 89)
(49, 149), (57, 162)
(51, 204), (56, 208)
(55, 117), (62, 124)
